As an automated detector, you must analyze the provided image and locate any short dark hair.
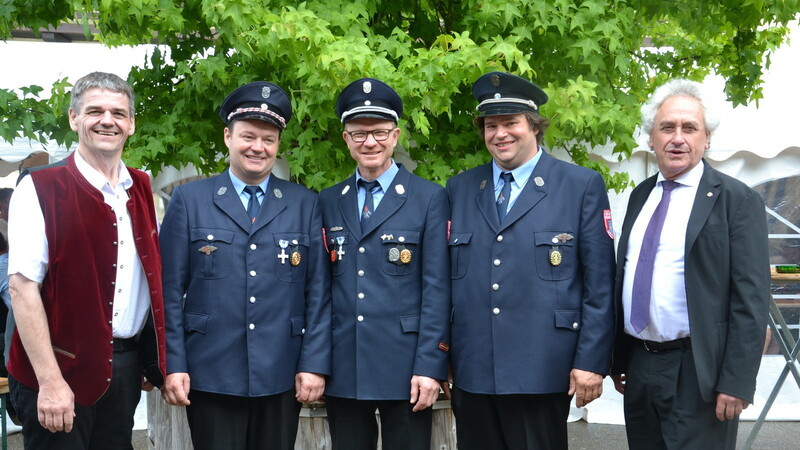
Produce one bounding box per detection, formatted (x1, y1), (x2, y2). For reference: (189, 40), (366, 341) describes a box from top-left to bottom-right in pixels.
(70, 72), (135, 116)
(474, 111), (550, 139)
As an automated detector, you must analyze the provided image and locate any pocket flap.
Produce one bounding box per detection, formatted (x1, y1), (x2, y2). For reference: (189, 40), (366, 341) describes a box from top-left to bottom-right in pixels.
(191, 228), (234, 244)
(274, 233), (310, 247)
(400, 314), (420, 333)
(555, 310), (581, 331)
(534, 231), (575, 247)
(184, 312), (209, 334)
(291, 316), (306, 336)
(381, 230), (421, 245)
(449, 232), (472, 246)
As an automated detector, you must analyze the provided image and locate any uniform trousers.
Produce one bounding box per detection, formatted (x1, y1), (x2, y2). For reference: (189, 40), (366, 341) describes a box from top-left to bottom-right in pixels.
(623, 340), (738, 450)
(451, 387), (571, 450)
(186, 388), (301, 450)
(9, 346), (141, 450)
(325, 395), (433, 450)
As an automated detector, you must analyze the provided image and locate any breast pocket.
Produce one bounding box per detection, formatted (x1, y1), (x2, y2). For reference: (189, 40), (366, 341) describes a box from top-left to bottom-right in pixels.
(191, 228), (235, 279)
(273, 233), (310, 282)
(448, 232), (473, 279)
(533, 231), (577, 281)
(381, 229), (421, 276)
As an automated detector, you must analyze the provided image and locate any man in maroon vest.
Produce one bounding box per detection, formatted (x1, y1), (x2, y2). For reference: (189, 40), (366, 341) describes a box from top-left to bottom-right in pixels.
(6, 72), (167, 449)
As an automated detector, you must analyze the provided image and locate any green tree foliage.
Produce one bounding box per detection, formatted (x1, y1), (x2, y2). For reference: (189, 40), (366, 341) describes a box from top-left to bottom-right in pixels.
(2, 0), (799, 191)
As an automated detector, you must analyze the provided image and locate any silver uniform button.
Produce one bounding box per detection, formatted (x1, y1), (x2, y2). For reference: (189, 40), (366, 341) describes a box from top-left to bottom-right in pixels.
(496, 235), (503, 242)
(358, 293), (365, 299)
(552, 237), (559, 244)
(572, 322), (579, 329)
(358, 270), (365, 276)
(292, 239), (298, 245)
(250, 244), (257, 250)
(494, 259), (501, 266)
(301, 328), (306, 334)
(250, 297), (256, 303)
(207, 234), (214, 240)
(493, 307), (500, 315)
(357, 315), (364, 322)
(249, 270), (256, 277)
(359, 247), (366, 253)
(492, 283), (500, 291)
(249, 323), (255, 330)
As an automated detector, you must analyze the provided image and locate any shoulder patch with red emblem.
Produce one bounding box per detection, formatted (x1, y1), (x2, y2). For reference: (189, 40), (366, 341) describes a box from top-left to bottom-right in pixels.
(604, 209), (614, 239)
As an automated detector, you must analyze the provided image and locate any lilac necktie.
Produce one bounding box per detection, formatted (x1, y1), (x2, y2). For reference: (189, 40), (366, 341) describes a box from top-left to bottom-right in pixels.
(630, 180), (680, 334)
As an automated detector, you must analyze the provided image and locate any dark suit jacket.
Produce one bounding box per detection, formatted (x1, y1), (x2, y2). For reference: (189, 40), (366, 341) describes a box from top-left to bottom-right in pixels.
(319, 165), (451, 400)
(160, 170), (331, 397)
(447, 152), (615, 394)
(611, 161), (770, 403)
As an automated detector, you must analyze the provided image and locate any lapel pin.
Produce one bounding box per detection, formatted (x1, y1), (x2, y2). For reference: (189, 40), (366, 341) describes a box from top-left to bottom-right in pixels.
(217, 187), (227, 195)
(330, 226), (343, 232)
(534, 177), (545, 187)
(198, 245), (218, 255)
(381, 233), (394, 241)
(274, 188), (283, 198)
(480, 180), (487, 190)
(707, 192), (713, 197)
(395, 184), (405, 195)
(342, 185), (350, 195)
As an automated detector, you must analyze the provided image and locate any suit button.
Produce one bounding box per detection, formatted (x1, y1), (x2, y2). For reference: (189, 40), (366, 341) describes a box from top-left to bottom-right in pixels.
(572, 322), (579, 329)
(359, 247), (366, 253)
(357, 270), (365, 277)
(398, 236), (406, 243)
(301, 328), (306, 334)
(250, 296), (256, 303)
(358, 293), (365, 299)
(207, 234), (214, 240)
(494, 259), (501, 266)
(250, 244), (257, 250)
(496, 235), (503, 242)
(357, 315), (364, 322)
(493, 307), (500, 315)
(249, 323), (255, 330)
(492, 283), (499, 291)
(249, 270), (256, 277)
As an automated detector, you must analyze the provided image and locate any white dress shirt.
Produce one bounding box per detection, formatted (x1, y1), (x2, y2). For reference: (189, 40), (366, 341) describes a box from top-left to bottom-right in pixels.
(8, 151), (151, 338)
(622, 161), (705, 342)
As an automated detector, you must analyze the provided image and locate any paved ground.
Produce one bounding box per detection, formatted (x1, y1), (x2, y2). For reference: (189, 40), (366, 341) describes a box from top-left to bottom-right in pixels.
(5, 421), (798, 449)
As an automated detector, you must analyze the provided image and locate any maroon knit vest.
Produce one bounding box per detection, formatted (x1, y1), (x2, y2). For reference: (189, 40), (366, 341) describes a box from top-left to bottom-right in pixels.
(8, 153), (166, 406)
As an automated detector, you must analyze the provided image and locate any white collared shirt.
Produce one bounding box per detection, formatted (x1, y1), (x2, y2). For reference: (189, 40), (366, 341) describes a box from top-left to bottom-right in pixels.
(8, 151), (151, 338)
(621, 161), (705, 341)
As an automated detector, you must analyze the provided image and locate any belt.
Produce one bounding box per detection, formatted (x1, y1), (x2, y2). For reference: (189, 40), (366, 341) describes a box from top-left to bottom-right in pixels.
(639, 337), (691, 353)
(112, 337), (138, 353)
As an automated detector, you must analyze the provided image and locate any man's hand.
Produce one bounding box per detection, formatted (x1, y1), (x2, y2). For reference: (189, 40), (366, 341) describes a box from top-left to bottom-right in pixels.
(716, 393), (750, 421)
(410, 375), (440, 412)
(568, 368), (603, 408)
(295, 372), (325, 403)
(37, 377), (76, 433)
(162, 373), (191, 406)
(610, 374), (626, 395)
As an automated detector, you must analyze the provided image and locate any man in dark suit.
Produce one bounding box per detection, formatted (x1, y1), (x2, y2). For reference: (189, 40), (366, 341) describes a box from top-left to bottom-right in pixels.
(319, 78), (450, 450)
(447, 71), (616, 449)
(159, 82), (331, 450)
(610, 79), (770, 449)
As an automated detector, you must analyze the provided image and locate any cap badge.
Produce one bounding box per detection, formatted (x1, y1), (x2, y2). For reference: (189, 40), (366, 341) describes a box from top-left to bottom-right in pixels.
(491, 74), (500, 87)
(261, 86), (271, 99)
(363, 81), (372, 93)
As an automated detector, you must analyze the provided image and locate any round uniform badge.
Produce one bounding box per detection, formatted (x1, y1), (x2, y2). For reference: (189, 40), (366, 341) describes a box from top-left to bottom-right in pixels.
(388, 247), (401, 262)
(400, 248), (412, 264)
(291, 251), (301, 266)
(549, 249), (562, 266)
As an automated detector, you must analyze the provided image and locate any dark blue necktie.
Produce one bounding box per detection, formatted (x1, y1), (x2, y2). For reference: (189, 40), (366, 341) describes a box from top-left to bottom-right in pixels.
(630, 180), (680, 333)
(243, 185), (262, 225)
(359, 179), (380, 230)
(496, 172), (514, 223)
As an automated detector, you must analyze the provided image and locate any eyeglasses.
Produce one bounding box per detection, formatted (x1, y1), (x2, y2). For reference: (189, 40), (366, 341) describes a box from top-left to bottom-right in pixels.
(345, 128), (395, 143)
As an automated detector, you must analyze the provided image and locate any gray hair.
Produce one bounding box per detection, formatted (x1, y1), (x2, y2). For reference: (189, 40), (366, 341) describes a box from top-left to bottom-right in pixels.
(70, 72), (135, 116)
(640, 79), (719, 137)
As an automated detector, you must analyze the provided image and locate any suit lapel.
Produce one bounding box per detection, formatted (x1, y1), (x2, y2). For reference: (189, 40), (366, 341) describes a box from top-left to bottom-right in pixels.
(251, 177), (288, 235)
(338, 175), (362, 240)
(213, 173), (252, 232)
(474, 163), (501, 233)
(361, 167), (410, 236)
(499, 152), (552, 231)
(685, 163), (721, 254)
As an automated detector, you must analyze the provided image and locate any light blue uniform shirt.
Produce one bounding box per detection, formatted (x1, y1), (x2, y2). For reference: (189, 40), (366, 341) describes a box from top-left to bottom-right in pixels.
(356, 161), (399, 218)
(492, 148), (544, 210)
(228, 170), (269, 210)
